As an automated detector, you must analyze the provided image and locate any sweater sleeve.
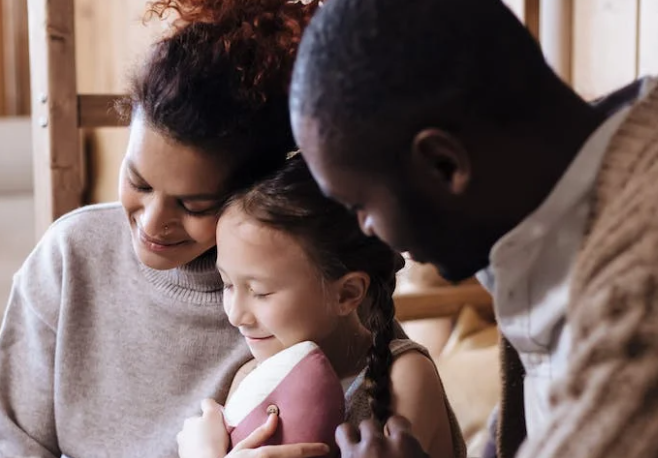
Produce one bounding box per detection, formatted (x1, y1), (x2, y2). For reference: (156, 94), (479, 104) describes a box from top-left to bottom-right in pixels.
(0, 229), (63, 458)
(517, 271), (658, 458)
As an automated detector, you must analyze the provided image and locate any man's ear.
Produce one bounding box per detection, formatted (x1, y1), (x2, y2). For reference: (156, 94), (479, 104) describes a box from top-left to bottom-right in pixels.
(411, 128), (471, 195)
(334, 272), (371, 316)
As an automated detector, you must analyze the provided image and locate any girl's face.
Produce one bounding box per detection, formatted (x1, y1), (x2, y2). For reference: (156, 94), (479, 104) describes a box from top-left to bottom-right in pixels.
(119, 112), (229, 270)
(216, 204), (344, 363)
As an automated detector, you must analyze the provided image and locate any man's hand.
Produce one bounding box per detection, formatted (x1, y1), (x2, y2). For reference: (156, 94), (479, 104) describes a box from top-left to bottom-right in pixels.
(227, 413), (330, 458)
(336, 416), (429, 458)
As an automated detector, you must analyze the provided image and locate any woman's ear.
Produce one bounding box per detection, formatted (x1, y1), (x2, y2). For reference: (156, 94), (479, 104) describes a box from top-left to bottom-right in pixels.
(334, 272), (371, 316)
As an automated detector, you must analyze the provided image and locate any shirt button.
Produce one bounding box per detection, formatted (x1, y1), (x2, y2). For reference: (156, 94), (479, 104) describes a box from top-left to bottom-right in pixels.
(266, 404), (279, 416)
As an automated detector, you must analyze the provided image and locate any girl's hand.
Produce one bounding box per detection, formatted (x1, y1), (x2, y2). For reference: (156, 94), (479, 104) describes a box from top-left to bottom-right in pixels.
(227, 413), (331, 458)
(177, 398), (230, 458)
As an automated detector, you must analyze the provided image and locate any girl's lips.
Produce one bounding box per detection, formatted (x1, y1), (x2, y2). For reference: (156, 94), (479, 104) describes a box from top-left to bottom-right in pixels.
(244, 335), (274, 341)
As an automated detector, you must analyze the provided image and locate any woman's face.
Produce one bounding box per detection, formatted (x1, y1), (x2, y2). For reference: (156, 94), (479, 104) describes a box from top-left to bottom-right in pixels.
(119, 112), (230, 270)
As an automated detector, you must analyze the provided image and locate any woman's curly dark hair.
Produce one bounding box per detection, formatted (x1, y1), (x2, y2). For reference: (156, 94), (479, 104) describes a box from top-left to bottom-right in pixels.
(122, 0), (320, 189)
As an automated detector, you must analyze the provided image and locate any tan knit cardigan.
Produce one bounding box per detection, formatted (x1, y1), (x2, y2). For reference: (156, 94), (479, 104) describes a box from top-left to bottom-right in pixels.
(497, 83), (658, 458)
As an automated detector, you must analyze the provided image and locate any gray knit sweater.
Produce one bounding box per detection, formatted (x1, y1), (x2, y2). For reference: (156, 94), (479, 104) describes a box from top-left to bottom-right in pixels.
(0, 203), (251, 458)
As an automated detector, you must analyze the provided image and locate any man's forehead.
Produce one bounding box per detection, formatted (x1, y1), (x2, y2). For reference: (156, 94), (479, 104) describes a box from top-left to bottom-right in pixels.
(294, 114), (381, 195)
(300, 148), (341, 198)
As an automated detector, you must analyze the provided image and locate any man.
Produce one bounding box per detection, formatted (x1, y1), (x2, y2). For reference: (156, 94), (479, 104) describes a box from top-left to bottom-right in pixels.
(288, 0), (658, 457)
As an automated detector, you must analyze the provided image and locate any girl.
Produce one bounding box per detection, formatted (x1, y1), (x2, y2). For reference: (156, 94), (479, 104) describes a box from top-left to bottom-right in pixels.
(177, 155), (466, 458)
(0, 2), (322, 457)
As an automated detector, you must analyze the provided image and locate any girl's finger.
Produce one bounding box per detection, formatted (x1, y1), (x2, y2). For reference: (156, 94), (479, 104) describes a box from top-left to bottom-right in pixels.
(201, 398), (222, 418)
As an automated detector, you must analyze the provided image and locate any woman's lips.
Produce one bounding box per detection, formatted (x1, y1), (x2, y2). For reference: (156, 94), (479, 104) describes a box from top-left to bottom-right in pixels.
(138, 228), (187, 252)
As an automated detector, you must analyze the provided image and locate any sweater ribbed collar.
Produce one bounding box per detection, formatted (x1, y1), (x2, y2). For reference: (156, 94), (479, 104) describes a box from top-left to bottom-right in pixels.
(139, 248), (223, 304)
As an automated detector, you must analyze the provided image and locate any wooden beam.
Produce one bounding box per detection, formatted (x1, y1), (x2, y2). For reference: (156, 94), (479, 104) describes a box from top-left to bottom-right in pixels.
(78, 94), (130, 128)
(394, 284), (493, 322)
(539, 0), (573, 84)
(572, 0), (639, 100)
(3, 0), (31, 115)
(524, 0), (541, 41)
(0, 0), (5, 116)
(638, 0), (658, 76)
(502, 0), (525, 23)
(28, 0), (84, 237)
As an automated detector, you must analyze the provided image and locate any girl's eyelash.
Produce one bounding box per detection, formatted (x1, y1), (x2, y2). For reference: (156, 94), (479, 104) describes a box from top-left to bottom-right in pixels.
(250, 288), (273, 299)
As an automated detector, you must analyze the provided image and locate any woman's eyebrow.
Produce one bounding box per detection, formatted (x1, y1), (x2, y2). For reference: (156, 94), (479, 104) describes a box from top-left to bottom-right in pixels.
(127, 160), (220, 201)
(177, 193), (221, 201)
(127, 161), (147, 182)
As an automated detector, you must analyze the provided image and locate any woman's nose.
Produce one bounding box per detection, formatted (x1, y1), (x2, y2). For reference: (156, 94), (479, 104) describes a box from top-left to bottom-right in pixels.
(140, 195), (177, 236)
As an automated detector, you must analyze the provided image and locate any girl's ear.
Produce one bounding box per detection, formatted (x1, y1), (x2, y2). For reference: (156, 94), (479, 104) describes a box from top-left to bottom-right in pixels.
(334, 272), (370, 316)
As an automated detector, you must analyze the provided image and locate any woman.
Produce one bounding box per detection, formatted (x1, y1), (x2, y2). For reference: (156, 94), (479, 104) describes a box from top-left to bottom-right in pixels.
(0, 1), (321, 457)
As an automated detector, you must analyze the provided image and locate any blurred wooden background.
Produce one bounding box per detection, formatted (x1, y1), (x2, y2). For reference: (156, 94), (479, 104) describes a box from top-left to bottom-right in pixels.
(1, 0), (658, 203)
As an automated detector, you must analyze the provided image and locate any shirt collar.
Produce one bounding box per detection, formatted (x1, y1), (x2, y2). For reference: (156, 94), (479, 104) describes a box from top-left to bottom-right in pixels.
(489, 106), (631, 266)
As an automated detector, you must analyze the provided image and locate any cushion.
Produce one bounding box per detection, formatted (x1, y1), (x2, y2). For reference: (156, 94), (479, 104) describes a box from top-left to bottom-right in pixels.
(223, 341), (344, 456)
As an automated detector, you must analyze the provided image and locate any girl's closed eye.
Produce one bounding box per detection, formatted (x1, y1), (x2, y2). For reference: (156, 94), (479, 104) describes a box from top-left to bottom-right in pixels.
(249, 286), (273, 299)
(222, 282), (234, 291)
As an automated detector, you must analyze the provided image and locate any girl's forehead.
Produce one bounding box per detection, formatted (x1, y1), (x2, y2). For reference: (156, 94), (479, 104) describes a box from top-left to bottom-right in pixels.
(218, 208), (298, 252)
(216, 207), (321, 277)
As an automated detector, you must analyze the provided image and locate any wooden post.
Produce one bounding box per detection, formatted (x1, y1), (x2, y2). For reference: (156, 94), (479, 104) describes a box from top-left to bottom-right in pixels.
(0, 0), (5, 116)
(524, 0), (541, 41)
(28, 0), (84, 238)
(4, 0), (31, 115)
(394, 284), (492, 322)
(638, 0), (658, 76)
(539, 0), (573, 84)
(502, 0), (525, 23)
(572, 0), (639, 100)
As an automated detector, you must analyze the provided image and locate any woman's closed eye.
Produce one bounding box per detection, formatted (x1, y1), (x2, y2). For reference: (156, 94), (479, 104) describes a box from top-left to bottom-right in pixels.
(180, 202), (218, 217)
(128, 179), (152, 193)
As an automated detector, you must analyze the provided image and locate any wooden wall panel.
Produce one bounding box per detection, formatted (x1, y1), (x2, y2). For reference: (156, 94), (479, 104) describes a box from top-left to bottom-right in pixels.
(23, 0), (657, 213)
(2, 0), (31, 116)
(572, 0), (639, 100)
(0, 4), (5, 116)
(639, 0), (658, 76)
(74, 0), (167, 203)
(524, 0), (540, 40)
(503, 0), (526, 22)
(539, 0), (573, 84)
(28, 0), (83, 237)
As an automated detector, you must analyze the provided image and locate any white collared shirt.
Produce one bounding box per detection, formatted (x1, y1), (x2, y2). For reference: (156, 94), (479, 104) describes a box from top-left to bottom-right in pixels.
(476, 104), (635, 438)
